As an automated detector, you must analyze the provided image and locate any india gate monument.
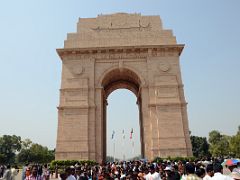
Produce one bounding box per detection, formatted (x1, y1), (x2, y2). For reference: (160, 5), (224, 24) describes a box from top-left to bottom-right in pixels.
(56, 13), (192, 162)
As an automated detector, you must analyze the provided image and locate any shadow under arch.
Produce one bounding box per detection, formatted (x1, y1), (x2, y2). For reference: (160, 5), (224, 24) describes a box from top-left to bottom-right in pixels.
(101, 68), (145, 161)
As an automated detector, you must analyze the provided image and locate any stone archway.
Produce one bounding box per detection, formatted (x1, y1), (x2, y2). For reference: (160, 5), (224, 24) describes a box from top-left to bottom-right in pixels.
(101, 68), (145, 161)
(55, 13), (192, 163)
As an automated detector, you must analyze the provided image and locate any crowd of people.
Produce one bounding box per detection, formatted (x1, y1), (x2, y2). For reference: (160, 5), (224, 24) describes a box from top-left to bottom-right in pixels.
(57, 159), (240, 180)
(0, 158), (240, 180)
(0, 164), (50, 180)
(0, 165), (19, 180)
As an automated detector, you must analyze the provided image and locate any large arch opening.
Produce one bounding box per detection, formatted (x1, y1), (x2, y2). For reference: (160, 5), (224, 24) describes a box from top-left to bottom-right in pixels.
(101, 68), (144, 161)
(107, 89), (141, 160)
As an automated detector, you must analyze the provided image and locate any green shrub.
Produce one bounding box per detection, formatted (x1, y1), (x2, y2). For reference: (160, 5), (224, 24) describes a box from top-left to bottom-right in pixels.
(153, 156), (196, 163)
(50, 160), (97, 170)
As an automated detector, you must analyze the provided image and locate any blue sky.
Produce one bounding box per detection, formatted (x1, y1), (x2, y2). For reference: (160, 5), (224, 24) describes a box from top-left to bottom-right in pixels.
(0, 0), (240, 159)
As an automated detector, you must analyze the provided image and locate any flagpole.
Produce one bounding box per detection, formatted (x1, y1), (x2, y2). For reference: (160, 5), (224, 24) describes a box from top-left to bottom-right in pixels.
(122, 129), (125, 161)
(113, 140), (115, 162)
(132, 141), (134, 156)
(122, 139), (124, 161)
(130, 128), (134, 158)
(112, 130), (115, 162)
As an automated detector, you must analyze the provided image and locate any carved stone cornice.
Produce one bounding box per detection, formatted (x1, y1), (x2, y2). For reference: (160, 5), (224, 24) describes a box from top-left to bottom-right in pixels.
(59, 88), (88, 92)
(57, 105), (96, 110)
(148, 84), (184, 88)
(56, 45), (184, 60)
(148, 102), (187, 107)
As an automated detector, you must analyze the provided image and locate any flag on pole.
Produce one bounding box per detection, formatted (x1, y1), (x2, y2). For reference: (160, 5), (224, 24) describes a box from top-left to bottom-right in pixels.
(111, 130), (115, 139)
(122, 129), (125, 139)
(130, 128), (133, 139)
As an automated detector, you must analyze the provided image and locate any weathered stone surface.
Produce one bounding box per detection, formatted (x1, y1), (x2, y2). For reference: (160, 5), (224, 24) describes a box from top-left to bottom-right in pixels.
(56, 13), (192, 162)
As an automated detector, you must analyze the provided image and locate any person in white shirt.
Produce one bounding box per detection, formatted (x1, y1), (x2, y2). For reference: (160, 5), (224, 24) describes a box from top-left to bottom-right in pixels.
(203, 164), (214, 180)
(211, 163), (233, 180)
(65, 167), (76, 180)
(144, 164), (161, 180)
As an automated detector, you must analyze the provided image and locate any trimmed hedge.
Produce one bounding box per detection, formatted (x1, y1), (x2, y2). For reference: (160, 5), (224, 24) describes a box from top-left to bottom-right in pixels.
(153, 156), (196, 163)
(50, 160), (97, 170)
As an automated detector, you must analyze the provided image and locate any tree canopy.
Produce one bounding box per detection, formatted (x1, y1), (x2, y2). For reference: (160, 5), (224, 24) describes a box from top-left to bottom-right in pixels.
(190, 135), (210, 158)
(0, 135), (54, 164)
(189, 127), (240, 158)
(0, 135), (21, 164)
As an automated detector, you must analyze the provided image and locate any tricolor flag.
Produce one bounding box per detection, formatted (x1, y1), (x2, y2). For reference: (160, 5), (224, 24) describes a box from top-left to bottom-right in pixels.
(130, 128), (133, 139)
(111, 130), (115, 139)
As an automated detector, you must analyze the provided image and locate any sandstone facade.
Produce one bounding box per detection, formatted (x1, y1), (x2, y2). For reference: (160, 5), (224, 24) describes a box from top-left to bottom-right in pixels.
(56, 13), (192, 162)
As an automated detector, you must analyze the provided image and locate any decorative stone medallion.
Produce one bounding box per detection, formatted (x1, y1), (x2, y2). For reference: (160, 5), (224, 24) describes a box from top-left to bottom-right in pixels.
(72, 66), (84, 75)
(159, 62), (170, 72)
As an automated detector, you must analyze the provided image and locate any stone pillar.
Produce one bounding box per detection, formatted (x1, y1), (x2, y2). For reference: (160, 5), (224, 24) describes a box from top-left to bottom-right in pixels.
(55, 107), (90, 160)
(94, 87), (104, 163)
(55, 61), (91, 160)
(140, 86), (151, 159)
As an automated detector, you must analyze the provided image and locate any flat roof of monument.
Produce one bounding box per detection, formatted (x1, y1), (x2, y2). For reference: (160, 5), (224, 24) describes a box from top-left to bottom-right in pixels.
(63, 13), (179, 49)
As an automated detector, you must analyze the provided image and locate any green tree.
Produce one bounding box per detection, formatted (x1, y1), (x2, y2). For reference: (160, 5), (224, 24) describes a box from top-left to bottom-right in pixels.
(29, 143), (53, 163)
(190, 135), (210, 158)
(0, 135), (21, 164)
(21, 138), (33, 149)
(17, 143), (54, 164)
(17, 148), (31, 163)
(229, 126), (240, 157)
(209, 130), (230, 157)
(237, 125), (240, 135)
(16, 139), (33, 163)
